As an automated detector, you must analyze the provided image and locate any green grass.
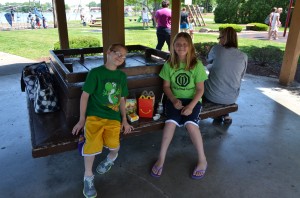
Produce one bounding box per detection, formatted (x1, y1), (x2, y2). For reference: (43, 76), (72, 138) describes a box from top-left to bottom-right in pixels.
(0, 17), (286, 60)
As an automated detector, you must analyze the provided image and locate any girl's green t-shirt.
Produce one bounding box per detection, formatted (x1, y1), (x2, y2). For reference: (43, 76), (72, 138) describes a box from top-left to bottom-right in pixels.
(83, 66), (128, 121)
(159, 60), (208, 101)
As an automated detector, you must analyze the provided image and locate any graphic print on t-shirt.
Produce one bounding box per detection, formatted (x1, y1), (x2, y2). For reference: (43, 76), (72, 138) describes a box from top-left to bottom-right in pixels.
(103, 81), (121, 111)
(175, 73), (190, 87)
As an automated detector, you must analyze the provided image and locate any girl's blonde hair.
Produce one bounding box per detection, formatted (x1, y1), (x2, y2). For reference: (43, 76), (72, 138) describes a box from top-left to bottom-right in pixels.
(167, 32), (197, 70)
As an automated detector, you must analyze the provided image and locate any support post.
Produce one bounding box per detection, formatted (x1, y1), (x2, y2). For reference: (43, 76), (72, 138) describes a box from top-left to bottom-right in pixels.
(102, 0), (125, 60)
(54, 0), (69, 49)
(279, 0), (300, 85)
(170, 0), (181, 51)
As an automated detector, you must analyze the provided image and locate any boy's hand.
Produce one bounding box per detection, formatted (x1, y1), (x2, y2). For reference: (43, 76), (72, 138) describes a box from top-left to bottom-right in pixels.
(72, 119), (85, 135)
(122, 120), (134, 134)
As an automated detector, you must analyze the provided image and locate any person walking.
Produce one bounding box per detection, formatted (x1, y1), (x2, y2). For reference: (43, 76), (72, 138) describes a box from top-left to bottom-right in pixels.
(180, 7), (189, 32)
(269, 7), (283, 40)
(11, 8), (15, 22)
(151, 32), (208, 180)
(155, 0), (172, 51)
(267, 7), (277, 40)
(141, 8), (149, 29)
(72, 44), (133, 198)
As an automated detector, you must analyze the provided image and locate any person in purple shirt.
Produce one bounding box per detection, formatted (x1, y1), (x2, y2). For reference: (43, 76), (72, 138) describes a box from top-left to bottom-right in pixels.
(155, 0), (172, 51)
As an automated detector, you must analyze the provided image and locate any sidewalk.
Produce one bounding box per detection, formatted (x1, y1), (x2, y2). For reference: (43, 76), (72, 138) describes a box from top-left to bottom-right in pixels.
(0, 52), (36, 76)
(238, 31), (288, 43)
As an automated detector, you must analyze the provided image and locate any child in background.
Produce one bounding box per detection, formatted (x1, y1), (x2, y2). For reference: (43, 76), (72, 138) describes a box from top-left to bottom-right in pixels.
(72, 44), (133, 198)
(151, 32), (208, 180)
(189, 19), (194, 40)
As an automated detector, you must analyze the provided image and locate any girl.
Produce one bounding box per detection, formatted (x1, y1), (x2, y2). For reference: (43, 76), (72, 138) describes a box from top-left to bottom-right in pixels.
(269, 7), (283, 40)
(151, 32), (208, 179)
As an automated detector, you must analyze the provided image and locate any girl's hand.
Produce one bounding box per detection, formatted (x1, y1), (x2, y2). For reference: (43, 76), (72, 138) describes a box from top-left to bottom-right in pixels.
(181, 105), (193, 116)
(173, 99), (184, 110)
(122, 120), (134, 134)
(72, 119), (85, 135)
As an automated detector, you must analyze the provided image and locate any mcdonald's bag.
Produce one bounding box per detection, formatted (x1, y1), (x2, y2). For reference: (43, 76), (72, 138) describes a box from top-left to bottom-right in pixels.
(138, 91), (155, 118)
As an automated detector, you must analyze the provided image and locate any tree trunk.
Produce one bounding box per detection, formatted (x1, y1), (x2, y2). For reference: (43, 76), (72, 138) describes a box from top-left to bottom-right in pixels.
(52, 0), (57, 28)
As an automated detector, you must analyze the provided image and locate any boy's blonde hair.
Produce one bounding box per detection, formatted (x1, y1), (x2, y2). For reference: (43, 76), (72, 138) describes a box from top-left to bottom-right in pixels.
(109, 43), (128, 52)
(167, 32), (197, 70)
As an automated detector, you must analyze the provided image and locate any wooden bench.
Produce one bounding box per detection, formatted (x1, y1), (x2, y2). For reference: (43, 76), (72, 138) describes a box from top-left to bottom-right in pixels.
(27, 97), (237, 158)
(24, 45), (238, 158)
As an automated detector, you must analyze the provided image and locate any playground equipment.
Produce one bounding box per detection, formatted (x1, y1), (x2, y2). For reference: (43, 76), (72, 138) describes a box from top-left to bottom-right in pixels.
(284, 0), (294, 37)
(186, 5), (206, 27)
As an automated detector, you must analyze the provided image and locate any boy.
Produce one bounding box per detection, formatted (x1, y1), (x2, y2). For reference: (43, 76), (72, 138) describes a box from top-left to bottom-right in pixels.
(72, 44), (133, 198)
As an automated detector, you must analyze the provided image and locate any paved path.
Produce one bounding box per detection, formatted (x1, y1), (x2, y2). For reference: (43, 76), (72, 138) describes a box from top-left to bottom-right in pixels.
(0, 52), (36, 76)
(238, 31), (288, 43)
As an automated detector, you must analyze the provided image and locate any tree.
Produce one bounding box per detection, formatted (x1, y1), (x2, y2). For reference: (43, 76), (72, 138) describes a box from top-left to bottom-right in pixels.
(87, 1), (100, 8)
(214, 0), (289, 25)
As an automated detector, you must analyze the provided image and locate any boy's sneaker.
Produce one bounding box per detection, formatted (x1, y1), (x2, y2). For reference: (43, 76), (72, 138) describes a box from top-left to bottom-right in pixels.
(83, 175), (97, 198)
(96, 156), (115, 174)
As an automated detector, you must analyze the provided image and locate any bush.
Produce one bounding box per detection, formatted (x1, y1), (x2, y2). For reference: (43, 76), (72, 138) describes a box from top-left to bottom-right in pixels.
(214, 0), (288, 26)
(194, 42), (218, 62)
(219, 24), (243, 32)
(247, 46), (284, 67)
(53, 36), (101, 50)
(248, 23), (268, 31)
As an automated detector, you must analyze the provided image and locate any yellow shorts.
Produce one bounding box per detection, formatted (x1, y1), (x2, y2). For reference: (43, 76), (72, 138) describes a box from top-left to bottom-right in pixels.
(82, 116), (121, 156)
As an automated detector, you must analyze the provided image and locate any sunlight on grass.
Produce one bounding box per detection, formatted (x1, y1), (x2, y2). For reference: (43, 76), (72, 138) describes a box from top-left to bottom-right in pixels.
(0, 17), (287, 60)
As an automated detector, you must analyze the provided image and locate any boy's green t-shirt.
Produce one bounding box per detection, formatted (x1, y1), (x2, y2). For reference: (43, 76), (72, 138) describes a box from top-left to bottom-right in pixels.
(159, 60), (208, 101)
(83, 66), (129, 121)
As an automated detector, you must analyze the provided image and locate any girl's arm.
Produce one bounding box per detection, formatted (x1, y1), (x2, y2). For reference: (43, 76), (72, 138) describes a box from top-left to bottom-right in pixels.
(277, 15), (281, 26)
(72, 91), (89, 135)
(163, 80), (184, 110)
(181, 82), (204, 116)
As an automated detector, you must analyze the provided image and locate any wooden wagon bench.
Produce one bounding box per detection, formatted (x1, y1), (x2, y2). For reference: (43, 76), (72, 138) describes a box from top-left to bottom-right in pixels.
(24, 45), (238, 158)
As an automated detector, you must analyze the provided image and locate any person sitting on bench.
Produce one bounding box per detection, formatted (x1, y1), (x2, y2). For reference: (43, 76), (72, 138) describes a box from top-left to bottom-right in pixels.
(204, 27), (248, 124)
(151, 32), (208, 180)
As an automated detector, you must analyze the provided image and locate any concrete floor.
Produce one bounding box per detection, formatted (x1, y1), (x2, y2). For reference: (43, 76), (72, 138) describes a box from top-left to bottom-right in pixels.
(1, 52), (300, 198)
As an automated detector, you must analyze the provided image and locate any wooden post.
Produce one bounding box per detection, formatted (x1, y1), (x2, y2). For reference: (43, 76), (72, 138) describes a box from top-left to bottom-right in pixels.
(102, 0), (125, 60)
(52, 0), (57, 28)
(279, 0), (300, 85)
(54, 0), (69, 49)
(171, 0), (181, 51)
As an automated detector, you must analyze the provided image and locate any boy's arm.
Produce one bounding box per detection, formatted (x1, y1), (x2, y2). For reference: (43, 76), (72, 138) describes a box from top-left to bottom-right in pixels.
(72, 91), (89, 135)
(120, 97), (133, 134)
